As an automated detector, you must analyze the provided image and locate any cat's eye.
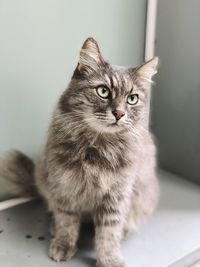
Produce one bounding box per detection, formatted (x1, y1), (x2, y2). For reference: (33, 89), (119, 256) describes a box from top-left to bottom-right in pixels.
(96, 86), (110, 99)
(127, 94), (139, 105)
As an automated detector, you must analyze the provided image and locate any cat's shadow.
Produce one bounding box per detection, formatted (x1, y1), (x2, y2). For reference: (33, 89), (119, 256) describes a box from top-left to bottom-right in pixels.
(77, 221), (95, 250)
(77, 256), (96, 267)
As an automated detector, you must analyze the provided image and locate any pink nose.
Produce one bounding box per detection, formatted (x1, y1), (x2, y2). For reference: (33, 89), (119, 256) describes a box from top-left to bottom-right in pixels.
(112, 110), (125, 121)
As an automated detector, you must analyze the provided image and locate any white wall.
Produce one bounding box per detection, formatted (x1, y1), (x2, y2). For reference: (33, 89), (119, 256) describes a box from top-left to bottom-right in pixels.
(0, 0), (147, 199)
(152, 0), (200, 183)
(0, 0), (147, 159)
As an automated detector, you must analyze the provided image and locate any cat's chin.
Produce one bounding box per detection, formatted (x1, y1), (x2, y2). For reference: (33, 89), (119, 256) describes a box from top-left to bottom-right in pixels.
(99, 125), (123, 134)
(91, 122), (124, 134)
(85, 118), (126, 134)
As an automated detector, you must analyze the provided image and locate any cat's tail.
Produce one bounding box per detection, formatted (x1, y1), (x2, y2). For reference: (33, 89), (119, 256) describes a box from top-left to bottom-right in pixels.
(0, 150), (38, 197)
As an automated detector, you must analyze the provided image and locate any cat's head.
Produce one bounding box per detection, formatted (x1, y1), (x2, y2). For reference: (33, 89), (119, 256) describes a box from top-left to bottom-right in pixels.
(59, 38), (158, 133)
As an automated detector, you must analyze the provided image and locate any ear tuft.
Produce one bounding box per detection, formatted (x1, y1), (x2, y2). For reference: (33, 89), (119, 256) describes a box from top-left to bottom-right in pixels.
(136, 57), (159, 82)
(81, 37), (101, 54)
(78, 37), (103, 74)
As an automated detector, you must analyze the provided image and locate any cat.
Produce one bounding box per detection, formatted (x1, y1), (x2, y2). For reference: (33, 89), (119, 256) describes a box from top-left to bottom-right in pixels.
(0, 37), (159, 267)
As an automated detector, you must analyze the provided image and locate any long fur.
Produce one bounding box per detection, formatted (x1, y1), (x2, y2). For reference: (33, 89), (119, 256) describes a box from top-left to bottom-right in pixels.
(0, 38), (159, 267)
(0, 150), (36, 196)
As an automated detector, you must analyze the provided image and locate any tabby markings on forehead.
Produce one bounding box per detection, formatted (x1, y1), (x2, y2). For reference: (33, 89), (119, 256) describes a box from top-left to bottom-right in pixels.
(110, 76), (114, 88)
(113, 72), (122, 91)
(109, 72), (134, 97)
(104, 74), (111, 88)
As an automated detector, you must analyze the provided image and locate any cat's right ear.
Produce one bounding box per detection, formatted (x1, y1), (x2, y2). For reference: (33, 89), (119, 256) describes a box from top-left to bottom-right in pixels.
(76, 37), (104, 75)
(135, 57), (159, 84)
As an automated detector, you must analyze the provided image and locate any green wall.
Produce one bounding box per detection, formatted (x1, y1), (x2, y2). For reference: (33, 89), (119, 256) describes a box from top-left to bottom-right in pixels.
(0, 0), (147, 200)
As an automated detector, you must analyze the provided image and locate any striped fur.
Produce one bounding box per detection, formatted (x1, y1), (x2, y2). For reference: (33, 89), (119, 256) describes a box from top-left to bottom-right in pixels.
(1, 38), (159, 267)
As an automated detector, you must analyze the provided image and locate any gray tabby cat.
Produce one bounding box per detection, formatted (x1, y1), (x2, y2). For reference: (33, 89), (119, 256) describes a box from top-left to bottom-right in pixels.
(0, 38), (159, 267)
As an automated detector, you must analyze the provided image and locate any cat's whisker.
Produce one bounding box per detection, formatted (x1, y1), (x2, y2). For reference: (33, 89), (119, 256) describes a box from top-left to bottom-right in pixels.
(94, 113), (107, 116)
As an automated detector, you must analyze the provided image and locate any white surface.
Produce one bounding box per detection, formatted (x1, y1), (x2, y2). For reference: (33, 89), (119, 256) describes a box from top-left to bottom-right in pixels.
(0, 169), (200, 267)
(169, 249), (200, 267)
(0, 197), (35, 211)
(190, 261), (200, 267)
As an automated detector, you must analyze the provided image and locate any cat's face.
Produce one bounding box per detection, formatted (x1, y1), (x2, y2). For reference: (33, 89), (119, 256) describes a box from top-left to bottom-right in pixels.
(60, 38), (158, 134)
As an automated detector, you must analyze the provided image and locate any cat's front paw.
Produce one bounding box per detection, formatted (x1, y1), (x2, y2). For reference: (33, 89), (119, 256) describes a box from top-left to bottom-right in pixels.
(49, 240), (77, 262)
(96, 258), (127, 267)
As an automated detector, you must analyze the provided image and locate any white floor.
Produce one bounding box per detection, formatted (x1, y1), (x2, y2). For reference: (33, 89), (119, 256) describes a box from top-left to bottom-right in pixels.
(0, 169), (200, 267)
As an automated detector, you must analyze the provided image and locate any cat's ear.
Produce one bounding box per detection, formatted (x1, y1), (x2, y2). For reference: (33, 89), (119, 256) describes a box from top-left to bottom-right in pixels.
(135, 57), (159, 84)
(77, 37), (104, 75)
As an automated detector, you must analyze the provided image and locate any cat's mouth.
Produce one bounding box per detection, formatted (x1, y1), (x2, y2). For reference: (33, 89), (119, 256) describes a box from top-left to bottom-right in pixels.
(108, 122), (119, 127)
(86, 115), (123, 133)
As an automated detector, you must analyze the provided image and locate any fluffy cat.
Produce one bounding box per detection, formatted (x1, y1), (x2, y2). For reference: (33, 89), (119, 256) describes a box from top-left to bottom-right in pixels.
(0, 38), (159, 267)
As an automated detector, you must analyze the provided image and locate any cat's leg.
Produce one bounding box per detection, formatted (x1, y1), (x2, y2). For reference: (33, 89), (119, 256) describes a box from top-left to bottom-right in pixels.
(49, 209), (80, 262)
(123, 174), (159, 239)
(94, 193), (127, 267)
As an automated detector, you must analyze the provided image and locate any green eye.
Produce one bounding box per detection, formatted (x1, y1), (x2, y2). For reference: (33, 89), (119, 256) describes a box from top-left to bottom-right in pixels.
(96, 86), (110, 99)
(127, 94), (139, 105)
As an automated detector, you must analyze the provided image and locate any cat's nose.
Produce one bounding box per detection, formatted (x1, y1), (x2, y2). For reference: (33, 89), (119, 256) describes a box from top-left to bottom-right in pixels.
(112, 110), (125, 121)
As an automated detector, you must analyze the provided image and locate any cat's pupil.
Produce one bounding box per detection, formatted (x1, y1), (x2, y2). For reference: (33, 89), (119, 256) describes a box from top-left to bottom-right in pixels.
(102, 88), (106, 94)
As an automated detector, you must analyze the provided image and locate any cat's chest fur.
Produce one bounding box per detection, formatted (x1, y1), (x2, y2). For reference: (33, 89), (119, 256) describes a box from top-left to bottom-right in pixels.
(48, 130), (135, 211)
(70, 131), (132, 172)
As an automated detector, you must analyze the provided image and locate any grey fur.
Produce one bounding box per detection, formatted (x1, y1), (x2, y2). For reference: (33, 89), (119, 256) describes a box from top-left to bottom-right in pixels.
(0, 150), (36, 196)
(0, 38), (159, 267)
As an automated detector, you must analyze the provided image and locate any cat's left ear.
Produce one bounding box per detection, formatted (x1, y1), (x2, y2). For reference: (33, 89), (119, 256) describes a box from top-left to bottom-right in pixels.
(77, 37), (104, 75)
(135, 57), (159, 84)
